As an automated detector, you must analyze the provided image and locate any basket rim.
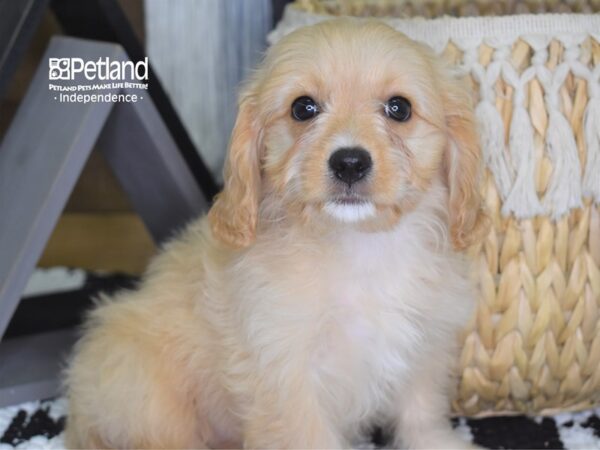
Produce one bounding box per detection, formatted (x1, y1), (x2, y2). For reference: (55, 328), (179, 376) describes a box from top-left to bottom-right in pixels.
(270, 4), (600, 48)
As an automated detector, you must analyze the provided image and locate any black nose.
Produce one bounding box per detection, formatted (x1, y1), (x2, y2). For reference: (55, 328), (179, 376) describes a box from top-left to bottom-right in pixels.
(328, 147), (372, 186)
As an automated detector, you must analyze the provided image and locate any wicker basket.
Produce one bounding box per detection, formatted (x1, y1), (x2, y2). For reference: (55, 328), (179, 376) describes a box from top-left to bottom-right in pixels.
(271, 0), (600, 416)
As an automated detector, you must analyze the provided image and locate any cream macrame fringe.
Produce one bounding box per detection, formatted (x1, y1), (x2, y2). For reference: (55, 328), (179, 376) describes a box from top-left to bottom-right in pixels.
(584, 85), (600, 202)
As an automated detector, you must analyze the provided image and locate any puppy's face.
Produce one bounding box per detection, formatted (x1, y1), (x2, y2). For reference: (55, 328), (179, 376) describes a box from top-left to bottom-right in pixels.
(210, 19), (487, 249)
(260, 22), (447, 229)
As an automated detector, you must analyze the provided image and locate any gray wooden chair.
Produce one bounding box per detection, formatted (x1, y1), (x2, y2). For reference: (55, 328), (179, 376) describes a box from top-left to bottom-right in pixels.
(0, 36), (208, 407)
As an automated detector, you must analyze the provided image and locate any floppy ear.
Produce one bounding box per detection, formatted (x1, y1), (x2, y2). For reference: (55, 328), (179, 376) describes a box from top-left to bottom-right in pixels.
(441, 72), (490, 250)
(208, 95), (262, 248)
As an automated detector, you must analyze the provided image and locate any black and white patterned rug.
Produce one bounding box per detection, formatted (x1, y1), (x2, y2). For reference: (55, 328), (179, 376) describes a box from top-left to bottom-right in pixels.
(3, 268), (600, 449)
(2, 397), (600, 449)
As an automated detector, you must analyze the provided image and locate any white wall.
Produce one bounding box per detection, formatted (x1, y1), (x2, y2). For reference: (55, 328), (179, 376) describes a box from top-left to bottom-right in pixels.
(145, 0), (272, 181)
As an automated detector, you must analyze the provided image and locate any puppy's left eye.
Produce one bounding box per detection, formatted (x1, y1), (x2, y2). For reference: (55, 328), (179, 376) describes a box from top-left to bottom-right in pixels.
(291, 96), (320, 121)
(384, 96), (411, 122)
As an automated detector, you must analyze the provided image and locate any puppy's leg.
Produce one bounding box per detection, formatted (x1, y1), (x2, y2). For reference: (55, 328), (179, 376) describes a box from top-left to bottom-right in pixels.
(64, 297), (206, 449)
(242, 380), (343, 449)
(393, 352), (475, 449)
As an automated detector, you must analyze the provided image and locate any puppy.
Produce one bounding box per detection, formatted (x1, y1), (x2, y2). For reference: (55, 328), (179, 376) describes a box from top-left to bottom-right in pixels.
(64, 18), (488, 449)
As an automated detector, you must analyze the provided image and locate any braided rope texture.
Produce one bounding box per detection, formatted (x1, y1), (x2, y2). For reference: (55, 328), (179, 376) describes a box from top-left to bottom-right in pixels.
(273, 0), (600, 416)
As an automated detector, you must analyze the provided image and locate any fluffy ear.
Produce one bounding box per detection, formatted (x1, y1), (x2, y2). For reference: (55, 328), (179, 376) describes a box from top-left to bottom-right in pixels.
(208, 95), (262, 248)
(441, 72), (490, 250)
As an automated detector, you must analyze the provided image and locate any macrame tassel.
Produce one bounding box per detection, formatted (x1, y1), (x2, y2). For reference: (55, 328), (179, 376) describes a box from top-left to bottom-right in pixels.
(502, 106), (543, 218)
(583, 98), (600, 203)
(476, 101), (514, 199)
(543, 109), (583, 218)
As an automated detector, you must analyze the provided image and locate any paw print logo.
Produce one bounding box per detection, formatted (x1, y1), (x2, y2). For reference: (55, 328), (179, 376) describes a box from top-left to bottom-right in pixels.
(49, 58), (70, 80)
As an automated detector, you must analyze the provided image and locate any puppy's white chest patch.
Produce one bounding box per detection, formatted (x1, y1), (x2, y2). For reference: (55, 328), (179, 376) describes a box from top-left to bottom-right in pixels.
(310, 237), (428, 419)
(331, 285), (379, 343)
(324, 269), (423, 367)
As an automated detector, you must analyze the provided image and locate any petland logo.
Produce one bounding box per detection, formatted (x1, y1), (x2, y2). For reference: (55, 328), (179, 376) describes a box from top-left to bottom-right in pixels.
(48, 57), (149, 104)
(49, 57), (148, 81)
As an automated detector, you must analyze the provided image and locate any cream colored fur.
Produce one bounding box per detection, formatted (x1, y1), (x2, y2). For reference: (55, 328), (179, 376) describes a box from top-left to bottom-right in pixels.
(64, 19), (487, 449)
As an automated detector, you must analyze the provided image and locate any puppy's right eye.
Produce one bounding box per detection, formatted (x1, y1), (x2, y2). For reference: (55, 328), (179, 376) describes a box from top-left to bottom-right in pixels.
(291, 96), (319, 121)
(384, 96), (412, 122)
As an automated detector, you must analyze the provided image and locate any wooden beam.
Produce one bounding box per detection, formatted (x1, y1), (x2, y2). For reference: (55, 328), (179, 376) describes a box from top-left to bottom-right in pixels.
(0, 0), (50, 97)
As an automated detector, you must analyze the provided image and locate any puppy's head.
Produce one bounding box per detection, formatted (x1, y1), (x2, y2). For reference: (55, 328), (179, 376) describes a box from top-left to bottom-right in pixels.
(209, 19), (487, 250)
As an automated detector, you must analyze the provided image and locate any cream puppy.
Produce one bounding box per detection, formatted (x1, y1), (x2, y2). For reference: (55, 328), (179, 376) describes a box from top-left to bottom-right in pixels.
(64, 18), (488, 449)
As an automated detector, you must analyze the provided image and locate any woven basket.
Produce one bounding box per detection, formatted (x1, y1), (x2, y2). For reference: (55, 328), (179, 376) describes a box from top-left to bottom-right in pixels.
(271, 0), (600, 416)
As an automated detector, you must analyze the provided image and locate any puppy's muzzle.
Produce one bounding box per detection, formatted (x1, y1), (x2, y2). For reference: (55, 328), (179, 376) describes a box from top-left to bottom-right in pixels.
(328, 147), (372, 187)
